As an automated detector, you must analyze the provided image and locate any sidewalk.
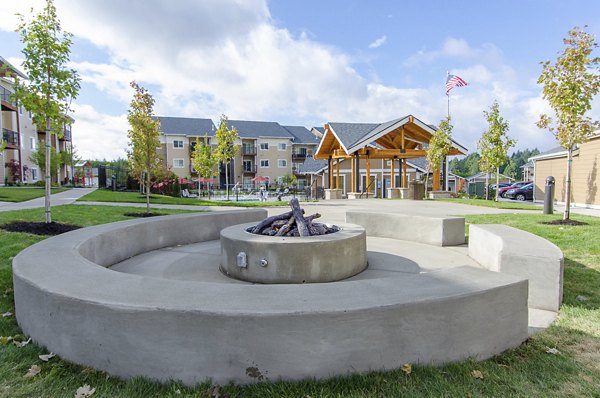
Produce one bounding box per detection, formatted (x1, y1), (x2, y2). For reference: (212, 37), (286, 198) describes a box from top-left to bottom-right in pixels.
(0, 188), (97, 212)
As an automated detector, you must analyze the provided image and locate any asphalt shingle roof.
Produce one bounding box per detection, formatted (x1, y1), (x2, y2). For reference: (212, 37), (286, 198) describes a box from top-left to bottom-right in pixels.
(282, 125), (320, 145)
(227, 120), (293, 139)
(328, 122), (380, 150)
(297, 156), (328, 174)
(157, 117), (215, 137)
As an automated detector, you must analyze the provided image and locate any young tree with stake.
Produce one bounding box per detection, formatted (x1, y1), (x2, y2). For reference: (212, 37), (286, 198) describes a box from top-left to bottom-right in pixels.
(191, 136), (217, 199)
(214, 115), (239, 200)
(537, 26), (600, 221)
(478, 101), (515, 201)
(127, 81), (162, 213)
(13, 0), (80, 223)
(425, 117), (453, 199)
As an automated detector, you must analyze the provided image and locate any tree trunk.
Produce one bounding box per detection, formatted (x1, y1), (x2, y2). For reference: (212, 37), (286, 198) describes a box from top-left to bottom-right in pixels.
(564, 149), (572, 221)
(225, 161), (229, 201)
(145, 169), (150, 213)
(424, 168), (430, 200)
(485, 172), (490, 200)
(45, 117), (52, 224)
(495, 167), (500, 201)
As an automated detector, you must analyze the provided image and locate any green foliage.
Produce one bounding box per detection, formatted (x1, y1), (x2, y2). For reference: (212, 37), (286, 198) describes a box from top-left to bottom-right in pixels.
(425, 117), (452, 196)
(450, 153), (481, 177)
(0, 187), (68, 202)
(12, 0), (80, 223)
(281, 173), (298, 187)
(213, 115), (239, 199)
(29, 140), (61, 176)
(191, 136), (216, 180)
(126, 81), (162, 212)
(537, 26), (600, 219)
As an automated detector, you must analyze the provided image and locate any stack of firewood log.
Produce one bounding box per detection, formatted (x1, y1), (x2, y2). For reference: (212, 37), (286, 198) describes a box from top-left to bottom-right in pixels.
(247, 198), (339, 237)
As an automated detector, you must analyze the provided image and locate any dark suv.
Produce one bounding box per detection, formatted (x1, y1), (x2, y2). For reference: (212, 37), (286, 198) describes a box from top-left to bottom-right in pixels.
(498, 181), (532, 198)
(505, 183), (534, 201)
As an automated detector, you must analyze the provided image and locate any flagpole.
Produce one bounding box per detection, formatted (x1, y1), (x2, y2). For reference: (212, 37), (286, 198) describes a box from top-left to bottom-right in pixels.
(446, 71), (450, 119)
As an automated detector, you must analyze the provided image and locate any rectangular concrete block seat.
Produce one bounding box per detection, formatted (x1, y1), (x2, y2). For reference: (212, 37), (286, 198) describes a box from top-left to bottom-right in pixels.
(468, 224), (564, 312)
(346, 211), (465, 246)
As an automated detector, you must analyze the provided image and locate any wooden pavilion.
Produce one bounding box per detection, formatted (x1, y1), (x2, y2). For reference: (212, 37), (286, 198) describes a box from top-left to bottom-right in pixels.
(313, 115), (468, 197)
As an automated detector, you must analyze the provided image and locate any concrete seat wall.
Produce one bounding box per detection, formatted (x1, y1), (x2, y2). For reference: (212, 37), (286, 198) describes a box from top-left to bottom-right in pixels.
(468, 224), (564, 312)
(346, 211), (465, 246)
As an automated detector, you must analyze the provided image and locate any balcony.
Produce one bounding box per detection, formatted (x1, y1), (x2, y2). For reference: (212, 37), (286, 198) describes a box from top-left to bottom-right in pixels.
(2, 128), (19, 148)
(0, 86), (17, 110)
(242, 145), (256, 156)
(242, 164), (257, 174)
(60, 126), (72, 141)
(292, 151), (307, 161)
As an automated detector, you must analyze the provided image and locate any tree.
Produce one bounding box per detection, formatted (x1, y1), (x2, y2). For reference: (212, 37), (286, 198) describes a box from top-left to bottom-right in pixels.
(478, 101), (515, 200)
(127, 81), (162, 213)
(537, 26), (600, 220)
(30, 140), (62, 177)
(213, 115), (239, 200)
(13, 0), (80, 223)
(425, 117), (453, 198)
(191, 136), (216, 198)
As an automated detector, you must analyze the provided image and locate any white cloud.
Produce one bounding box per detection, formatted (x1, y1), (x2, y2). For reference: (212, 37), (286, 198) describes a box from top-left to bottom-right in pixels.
(368, 35), (387, 49)
(3, 0), (589, 160)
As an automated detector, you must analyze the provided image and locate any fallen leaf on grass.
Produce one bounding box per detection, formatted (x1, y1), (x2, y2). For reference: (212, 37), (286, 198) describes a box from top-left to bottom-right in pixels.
(4, 288), (13, 294)
(0, 336), (13, 345)
(1, 311), (12, 318)
(576, 295), (588, 302)
(39, 353), (55, 362)
(497, 364), (510, 368)
(471, 370), (484, 379)
(24, 365), (41, 378)
(75, 384), (96, 398)
(545, 347), (561, 355)
(14, 338), (32, 348)
(401, 363), (412, 375)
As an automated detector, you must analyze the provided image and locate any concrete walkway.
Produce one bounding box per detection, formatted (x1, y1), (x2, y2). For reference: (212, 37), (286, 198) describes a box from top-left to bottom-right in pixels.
(0, 188), (97, 212)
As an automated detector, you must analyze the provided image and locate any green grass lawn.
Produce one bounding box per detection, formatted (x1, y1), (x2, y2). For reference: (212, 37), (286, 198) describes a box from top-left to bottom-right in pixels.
(78, 189), (291, 207)
(436, 197), (541, 210)
(0, 187), (70, 203)
(0, 207), (598, 397)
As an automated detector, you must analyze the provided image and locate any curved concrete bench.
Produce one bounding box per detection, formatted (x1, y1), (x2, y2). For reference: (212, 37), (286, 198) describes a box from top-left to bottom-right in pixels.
(13, 210), (528, 385)
(468, 224), (564, 312)
(346, 211), (465, 246)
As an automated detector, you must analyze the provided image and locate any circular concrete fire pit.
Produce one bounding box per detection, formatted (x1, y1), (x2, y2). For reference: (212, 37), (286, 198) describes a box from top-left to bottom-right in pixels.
(221, 222), (367, 283)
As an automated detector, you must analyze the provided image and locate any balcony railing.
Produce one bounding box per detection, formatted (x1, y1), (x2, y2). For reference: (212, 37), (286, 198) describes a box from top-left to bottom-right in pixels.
(242, 165), (257, 173)
(2, 128), (19, 147)
(0, 86), (17, 108)
(242, 145), (256, 156)
(292, 151), (307, 161)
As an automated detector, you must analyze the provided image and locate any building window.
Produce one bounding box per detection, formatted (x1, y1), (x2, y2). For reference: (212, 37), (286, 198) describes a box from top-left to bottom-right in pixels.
(260, 143), (269, 150)
(278, 143), (286, 151)
(28, 111), (32, 119)
(173, 140), (184, 148)
(19, 106), (23, 115)
(30, 138), (36, 150)
(260, 159), (269, 168)
(278, 159), (287, 168)
(173, 159), (185, 168)
(31, 168), (38, 181)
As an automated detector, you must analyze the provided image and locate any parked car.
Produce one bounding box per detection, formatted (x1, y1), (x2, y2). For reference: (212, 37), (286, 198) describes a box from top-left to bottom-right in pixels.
(498, 181), (532, 198)
(490, 183), (512, 190)
(505, 183), (534, 201)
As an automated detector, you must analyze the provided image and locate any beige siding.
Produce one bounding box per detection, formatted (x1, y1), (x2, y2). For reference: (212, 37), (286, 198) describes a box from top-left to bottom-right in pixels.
(534, 137), (600, 205)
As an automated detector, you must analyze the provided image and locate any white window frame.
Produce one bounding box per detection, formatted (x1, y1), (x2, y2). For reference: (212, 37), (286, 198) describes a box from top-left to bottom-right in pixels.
(278, 143), (287, 151)
(31, 168), (39, 181)
(278, 159), (287, 168)
(173, 140), (184, 149)
(30, 137), (36, 150)
(260, 159), (269, 168)
(173, 158), (185, 168)
(259, 142), (269, 151)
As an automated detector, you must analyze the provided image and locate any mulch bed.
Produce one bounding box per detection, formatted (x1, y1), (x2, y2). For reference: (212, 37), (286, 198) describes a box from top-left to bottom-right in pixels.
(123, 212), (165, 218)
(1, 221), (81, 236)
(542, 219), (588, 226)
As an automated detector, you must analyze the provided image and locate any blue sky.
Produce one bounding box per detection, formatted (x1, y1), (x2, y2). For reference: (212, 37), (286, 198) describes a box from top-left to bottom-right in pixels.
(1, 0), (599, 160)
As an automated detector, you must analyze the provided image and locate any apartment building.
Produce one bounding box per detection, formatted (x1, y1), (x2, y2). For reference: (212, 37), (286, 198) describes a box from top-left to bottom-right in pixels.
(157, 117), (319, 189)
(1, 56), (73, 185)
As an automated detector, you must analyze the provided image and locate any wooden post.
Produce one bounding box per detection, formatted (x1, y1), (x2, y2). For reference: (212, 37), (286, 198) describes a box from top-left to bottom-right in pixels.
(366, 154), (371, 198)
(336, 159), (340, 190)
(403, 159), (408, 187)
(433, 168), (441, 191)
(328, 157), (333, 189)
(391, 157), (395, 188)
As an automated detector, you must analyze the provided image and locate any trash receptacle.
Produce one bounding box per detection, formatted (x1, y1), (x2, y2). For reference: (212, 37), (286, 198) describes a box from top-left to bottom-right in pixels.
(411, 180), (424, 200)
(544, 176), (555, 214)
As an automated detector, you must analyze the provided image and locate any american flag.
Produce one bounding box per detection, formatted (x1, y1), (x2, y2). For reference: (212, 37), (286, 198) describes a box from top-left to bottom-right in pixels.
(446, 74), (468, 95)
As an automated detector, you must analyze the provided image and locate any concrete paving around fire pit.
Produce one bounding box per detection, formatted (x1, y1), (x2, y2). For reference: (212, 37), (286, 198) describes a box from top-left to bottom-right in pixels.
(12, 208), (560, 386)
